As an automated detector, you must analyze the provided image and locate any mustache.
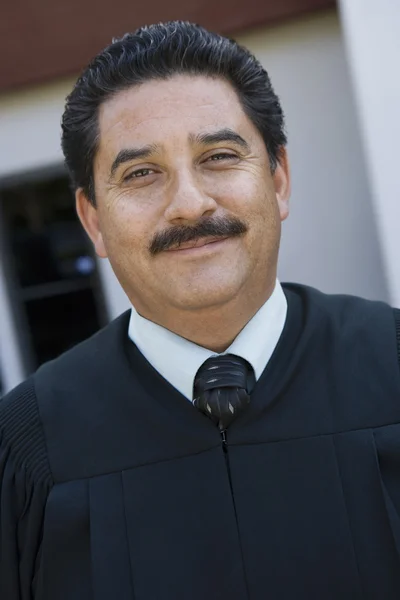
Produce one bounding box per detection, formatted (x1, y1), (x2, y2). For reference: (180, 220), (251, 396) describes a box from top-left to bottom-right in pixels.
(149, 216), (248, 255)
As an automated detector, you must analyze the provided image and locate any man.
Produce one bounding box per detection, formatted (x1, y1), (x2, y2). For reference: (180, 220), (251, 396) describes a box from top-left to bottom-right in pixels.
(1, 21), (400, 600)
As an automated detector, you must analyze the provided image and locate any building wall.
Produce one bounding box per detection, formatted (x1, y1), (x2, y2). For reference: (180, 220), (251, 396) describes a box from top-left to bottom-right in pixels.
(0, 80), (68, 178)
(339, 0), (400, 308)
(0, 8), (389, 392)
(0, 241), (25, 392)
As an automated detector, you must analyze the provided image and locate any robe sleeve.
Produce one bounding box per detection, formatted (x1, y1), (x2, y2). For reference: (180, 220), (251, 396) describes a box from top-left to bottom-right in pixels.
(374, 424), (400, 553)
(0, 380), (52, 599)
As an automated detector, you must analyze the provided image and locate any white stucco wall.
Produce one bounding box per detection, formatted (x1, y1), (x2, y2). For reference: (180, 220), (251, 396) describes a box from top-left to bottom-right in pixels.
(339, 0), (400, 307)
(0, 8), (390, 391)
(0, 80), (71, 178)
(0, 249), (25, 393)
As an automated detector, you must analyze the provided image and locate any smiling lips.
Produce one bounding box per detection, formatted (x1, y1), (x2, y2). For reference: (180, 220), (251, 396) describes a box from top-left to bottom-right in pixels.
(168, 236), (229, 252)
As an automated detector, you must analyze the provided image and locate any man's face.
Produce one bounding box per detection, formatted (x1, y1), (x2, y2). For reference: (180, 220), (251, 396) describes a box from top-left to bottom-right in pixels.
(77, 75), (290, 317)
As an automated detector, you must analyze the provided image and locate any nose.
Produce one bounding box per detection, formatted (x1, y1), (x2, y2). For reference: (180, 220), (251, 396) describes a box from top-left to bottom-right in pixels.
(164, 171), (218, 225)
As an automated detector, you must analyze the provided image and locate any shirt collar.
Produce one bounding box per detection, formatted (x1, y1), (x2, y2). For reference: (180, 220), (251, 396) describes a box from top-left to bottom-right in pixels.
(128, 280), (287, 401)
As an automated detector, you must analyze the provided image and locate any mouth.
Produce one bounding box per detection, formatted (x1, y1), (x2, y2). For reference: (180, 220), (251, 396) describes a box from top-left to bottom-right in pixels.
(166, 236), (231, 255)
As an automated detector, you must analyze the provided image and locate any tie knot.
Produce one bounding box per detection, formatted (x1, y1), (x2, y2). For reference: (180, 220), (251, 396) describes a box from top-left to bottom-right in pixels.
(193, 354), (252, 395)
(193, 354), (255, 431)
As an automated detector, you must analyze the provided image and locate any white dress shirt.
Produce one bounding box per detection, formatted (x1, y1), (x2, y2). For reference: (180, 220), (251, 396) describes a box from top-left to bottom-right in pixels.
(128, 280), (287, 401)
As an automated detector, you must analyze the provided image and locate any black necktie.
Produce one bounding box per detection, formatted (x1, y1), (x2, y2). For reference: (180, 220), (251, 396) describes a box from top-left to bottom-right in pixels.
(193, 354), (255, 431)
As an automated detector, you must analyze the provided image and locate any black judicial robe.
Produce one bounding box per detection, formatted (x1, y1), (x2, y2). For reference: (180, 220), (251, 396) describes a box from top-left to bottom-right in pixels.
(1, 283), (400, 600)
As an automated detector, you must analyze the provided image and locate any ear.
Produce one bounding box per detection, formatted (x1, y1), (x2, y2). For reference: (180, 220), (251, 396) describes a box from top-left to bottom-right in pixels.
(272, 147), (291, 222)
(75, 189), (108, 258)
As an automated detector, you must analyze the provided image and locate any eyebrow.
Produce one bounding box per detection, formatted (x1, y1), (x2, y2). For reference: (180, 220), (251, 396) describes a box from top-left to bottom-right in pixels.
(109, 128), (250, 179)
(191, 128), (250, 151)
(109, 145), (158, 179)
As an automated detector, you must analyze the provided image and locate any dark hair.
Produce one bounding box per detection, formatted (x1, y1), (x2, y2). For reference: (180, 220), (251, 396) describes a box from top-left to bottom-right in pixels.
(61, 21), (287, 205)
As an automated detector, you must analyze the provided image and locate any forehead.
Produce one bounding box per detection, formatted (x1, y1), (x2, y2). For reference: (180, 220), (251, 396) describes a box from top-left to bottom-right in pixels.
(97, 75), (255, 154)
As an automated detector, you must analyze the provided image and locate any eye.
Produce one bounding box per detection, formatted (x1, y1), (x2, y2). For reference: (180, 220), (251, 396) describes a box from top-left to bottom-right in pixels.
(124, 168), (155, 181)
(207, 153), (237, 162)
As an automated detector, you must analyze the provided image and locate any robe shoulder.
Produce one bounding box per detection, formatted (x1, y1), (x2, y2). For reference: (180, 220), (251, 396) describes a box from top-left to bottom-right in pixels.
(0, 377), (53, 599)
(283, 283), (400, 382)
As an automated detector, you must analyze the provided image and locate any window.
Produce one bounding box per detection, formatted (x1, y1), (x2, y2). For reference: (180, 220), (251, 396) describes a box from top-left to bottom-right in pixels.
(1, 170), (108, 372)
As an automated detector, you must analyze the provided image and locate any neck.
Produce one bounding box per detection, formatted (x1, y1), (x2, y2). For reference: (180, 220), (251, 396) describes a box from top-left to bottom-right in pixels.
(133, 279), (277, 353)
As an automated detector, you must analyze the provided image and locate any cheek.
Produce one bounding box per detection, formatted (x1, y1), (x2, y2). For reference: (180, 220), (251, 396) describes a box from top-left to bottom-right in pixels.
(100, 195), (155, 247)
(97, 214), (147, 268)
(216, 165), (267, 198)
(219, 175), (274, 222)
(230, 179), (280, 247)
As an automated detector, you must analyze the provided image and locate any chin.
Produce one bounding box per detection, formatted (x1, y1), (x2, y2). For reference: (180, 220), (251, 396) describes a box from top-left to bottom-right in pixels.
(170, 282), (241, 311)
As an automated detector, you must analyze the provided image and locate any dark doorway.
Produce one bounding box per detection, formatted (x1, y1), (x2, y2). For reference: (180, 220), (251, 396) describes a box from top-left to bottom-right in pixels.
(1, 170), (108, 373)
